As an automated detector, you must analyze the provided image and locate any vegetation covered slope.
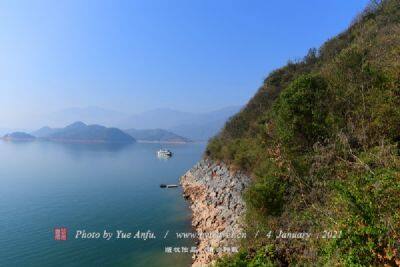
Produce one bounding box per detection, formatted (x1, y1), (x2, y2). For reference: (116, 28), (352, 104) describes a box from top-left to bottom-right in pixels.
(46, 122), (135, 143)
(206, 1), (400, 266)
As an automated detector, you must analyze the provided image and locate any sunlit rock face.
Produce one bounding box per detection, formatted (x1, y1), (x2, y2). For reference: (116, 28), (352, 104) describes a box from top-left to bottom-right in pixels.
(181, 159), (251, 266)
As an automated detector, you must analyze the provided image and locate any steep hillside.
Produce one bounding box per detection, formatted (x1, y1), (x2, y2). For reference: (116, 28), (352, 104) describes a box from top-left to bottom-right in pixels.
(205, 1), (400, 266)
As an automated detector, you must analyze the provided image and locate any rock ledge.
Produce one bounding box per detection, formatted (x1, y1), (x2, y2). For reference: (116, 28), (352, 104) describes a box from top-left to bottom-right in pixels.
(180, 159), (251, 266)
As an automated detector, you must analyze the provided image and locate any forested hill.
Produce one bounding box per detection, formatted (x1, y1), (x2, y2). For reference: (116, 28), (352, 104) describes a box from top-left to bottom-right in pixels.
(43, 122), (135, 143)
(207, 0), (400, 266)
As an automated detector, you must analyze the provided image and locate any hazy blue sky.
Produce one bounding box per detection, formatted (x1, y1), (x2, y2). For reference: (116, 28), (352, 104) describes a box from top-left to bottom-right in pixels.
(0, 0), (369, 128)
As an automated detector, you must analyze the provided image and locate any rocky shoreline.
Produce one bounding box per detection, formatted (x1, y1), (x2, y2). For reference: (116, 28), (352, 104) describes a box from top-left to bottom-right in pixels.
(180, 159), (251, 266)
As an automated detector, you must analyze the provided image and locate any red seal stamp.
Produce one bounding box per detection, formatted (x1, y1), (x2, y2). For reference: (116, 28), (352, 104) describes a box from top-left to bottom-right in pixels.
(54, 227), (68, 241)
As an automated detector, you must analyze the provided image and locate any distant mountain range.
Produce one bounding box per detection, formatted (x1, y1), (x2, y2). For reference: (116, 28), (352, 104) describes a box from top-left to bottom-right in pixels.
(3, 105), (241, 142)
(31, 126), (58, 138)
(39, 106), (127, 128)
(168, 107), (242, 141)
(118, 106), (241, 141)
(124, 128), (190, 143)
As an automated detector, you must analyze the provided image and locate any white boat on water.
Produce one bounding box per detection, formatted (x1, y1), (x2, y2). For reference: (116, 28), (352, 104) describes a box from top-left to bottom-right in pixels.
(160, 184), (179, 188)
(157, 149), (173, 158)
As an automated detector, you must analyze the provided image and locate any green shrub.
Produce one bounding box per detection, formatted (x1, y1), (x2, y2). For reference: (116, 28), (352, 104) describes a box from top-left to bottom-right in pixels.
(245, 160), (288, 216)
(215, 246), (277, 267)
(274, 74), (331, 149)
(326, 168), (400, 266)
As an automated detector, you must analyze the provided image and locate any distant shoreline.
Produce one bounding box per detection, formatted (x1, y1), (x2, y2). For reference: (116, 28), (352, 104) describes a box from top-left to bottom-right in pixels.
(1, 137), (35, 142)
(0, 137), (132, 144)
(136, 140), (205, 144)
(0, 137), (206, 145)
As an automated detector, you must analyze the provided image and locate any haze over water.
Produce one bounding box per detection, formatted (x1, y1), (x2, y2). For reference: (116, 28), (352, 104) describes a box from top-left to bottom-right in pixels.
(0, 140), (205, 266)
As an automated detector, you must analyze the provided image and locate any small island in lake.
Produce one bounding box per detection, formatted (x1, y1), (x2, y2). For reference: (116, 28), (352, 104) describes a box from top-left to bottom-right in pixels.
(2, 132), (36, 141)
(2, 122), (193, 144)
(34, 121), (136, 143)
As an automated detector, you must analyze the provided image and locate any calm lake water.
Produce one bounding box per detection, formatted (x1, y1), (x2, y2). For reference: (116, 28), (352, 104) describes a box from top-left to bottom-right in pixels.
(0, 140), (205, 267)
